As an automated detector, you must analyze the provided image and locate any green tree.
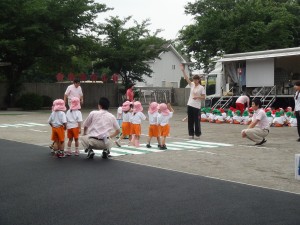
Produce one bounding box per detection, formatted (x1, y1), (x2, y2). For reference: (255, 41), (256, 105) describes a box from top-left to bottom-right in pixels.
(94, 16), (167, 88)
(179, 0), (300, 71)
(0, 0), (109, 104)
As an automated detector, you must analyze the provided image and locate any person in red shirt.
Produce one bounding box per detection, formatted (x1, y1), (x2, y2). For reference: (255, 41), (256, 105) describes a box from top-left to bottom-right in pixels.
(126, 84), (134, 102)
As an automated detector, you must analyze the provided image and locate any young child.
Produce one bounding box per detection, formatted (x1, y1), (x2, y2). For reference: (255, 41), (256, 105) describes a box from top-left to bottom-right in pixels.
(273, 111), (284, 127)
(225, 110), (233, 123)
(157, 103), (174, 149)
(215, 110), (224, 124)
(65, 97), (83, 156)
(266, 111), (274, 127)
(115, 101), (132, 147)
(241, 110), (251, 125)
(146, 102), (161, 148)
(233, 110), (242, 124)
(48, 99), (67, 158)
(288, 114), (297, 127)
(116, 104), (123, 138)
(129, 101), (146, 147)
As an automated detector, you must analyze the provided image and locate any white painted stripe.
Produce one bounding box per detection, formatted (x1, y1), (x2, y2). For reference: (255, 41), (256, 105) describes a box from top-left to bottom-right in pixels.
(25, 122), (47, 126)
(109, 148), (144, 155)
(172, 141), (217, 148)
(15, 123), (33, 127)
(28, 129), (48, 133)
(165, 143), (195, 150)
(188, 150), (217, 155)
(188, 140), (233, 146)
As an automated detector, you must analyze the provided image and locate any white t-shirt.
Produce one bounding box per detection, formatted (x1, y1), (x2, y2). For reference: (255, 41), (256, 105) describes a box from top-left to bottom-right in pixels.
(65, 84), (83, 100)
(148, 111), (159, 125)
(295, 91), (300, 111)
(48, 111), (67, 128)
(187, 82), (205, 109)
(130, 112), (146, 124)
(66, 109), (83, 129)
(122, 112), (132, 122)
(158, 112), (173, 126)
(116, 107), (123, 120)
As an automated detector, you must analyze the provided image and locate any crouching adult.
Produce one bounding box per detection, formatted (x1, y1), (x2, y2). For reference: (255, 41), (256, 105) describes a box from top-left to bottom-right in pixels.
(241, 99), (269, 145)
(81, 97), (120, 159)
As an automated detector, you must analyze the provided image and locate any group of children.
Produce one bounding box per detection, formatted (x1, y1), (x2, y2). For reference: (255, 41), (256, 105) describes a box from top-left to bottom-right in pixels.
(199, 106), (297, 127)
(48, 97), (83, 158)
(115, 101), (174, 150)
(48, 98), (174, 158)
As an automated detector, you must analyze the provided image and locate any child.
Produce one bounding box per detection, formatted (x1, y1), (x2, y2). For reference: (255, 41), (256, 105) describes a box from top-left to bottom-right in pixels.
(48, 99), (67, 158)
(266, 111), (274, 126)
(273, 111), (284, 127)
(146, 102), (161, 148)
(225, 110), (233, 123)
(66, 97), (83, 156)
(288, 114), (297, 127)
(116, 104), (123, 138)
(241, 110), (251, 125)
(115, 101), (132, 147)
(215, 110), (224, 124)
(233, 110), (242, 124)
(157, 103), (174, 149)
(129, 101), (146, 147)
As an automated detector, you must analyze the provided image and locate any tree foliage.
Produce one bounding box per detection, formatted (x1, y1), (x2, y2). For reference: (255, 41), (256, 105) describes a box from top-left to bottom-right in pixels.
(93, 16), (167, 88)
(179, 0), (300, 71)
(0, 0), (109, 101)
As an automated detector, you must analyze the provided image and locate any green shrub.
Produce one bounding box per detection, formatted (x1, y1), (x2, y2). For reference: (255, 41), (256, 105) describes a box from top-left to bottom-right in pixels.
(41, 95), (53, 107)
(16, 93), (43, 110)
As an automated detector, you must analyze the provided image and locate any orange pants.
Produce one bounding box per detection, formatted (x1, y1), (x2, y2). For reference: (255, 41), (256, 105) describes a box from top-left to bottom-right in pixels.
(67, 127), (80, 139)
(159, 124), (170, 136)
(148, 124), (160, 137)
(51, 126), (65, 142)
(122, 122), (131, 136)
(131, 124), (141, 136)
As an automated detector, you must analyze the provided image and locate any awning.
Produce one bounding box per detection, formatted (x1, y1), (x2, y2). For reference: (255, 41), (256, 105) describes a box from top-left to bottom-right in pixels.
(218, 47), (300, 62)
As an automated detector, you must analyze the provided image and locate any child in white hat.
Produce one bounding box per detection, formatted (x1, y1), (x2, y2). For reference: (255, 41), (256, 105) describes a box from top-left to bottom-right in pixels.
(66, 97), (83, 156)
(157, 103), (174, 149)
(115, 101), (133, 147)
(129, 101), (146, 147)
(48, 99), (67, 158)
(146, 102), (161, 148)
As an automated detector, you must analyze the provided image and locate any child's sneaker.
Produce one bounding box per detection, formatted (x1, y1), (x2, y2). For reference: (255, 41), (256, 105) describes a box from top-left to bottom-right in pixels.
(146, 144), (151, 148)
(66, 150), (72, 156)
(75, 150), (80, 156)
(160, 145), (167, 150)
(57, 151), (66, 158)
(157, 144), (161, 148)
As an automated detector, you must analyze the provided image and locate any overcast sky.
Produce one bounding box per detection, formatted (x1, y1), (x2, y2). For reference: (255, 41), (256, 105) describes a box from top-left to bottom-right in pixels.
(97, 0), (194, 40)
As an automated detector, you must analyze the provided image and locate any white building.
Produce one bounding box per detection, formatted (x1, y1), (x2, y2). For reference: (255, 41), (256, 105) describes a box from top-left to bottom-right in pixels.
(136, 44), (191, 88)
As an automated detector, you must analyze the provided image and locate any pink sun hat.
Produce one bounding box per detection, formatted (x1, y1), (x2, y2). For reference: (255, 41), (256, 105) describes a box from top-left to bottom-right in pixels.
(53, 99), (66, 111)
(122, 101), (132, 112)
(158, 103), (170, 116)
(133, 101), (143, 113)
(70, 97), (81, 110)
(148, 102), (158, 114)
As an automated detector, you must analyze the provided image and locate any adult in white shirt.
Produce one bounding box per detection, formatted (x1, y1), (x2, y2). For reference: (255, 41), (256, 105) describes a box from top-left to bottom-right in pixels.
(241, 99), (269, 145)
(180, 64), (206, 139)
(293, 81), (300, 141)
(81, 97), (120, 159)
(235, 93), (250, 115)
(64, 79), (83, 108)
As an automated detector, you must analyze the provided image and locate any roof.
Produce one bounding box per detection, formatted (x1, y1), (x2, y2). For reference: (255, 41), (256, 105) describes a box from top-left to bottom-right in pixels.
(218, 47), (300, 62)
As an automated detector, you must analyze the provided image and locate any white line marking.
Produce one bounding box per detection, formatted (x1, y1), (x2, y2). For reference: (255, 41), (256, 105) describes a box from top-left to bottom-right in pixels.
(188, 140), (233, 146)
(28, 129), (48, 133)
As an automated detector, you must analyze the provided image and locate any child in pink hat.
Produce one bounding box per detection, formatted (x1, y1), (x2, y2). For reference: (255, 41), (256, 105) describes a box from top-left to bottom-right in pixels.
(115, 101), (133, 147)
(66, 97), (83, 156)
(146, 102), (161, 148)
(129, 101), (146, 147)
(48, 99), (67, 158)
(157, 103), (174, 150)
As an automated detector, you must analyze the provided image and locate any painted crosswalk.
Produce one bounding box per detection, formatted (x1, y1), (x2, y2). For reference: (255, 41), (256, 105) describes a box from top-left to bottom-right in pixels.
(84, 140), (233, 158)
(0, 122), (47, 128)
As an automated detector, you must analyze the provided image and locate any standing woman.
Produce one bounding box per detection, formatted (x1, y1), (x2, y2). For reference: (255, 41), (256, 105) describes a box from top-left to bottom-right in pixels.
(126, 83), (135, 102)
(294, 81), (300, 141)
(180, 64), (206, 139)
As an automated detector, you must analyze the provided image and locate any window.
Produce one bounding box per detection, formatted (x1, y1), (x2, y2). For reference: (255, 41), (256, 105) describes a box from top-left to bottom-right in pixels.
(206, 75), (217, 95)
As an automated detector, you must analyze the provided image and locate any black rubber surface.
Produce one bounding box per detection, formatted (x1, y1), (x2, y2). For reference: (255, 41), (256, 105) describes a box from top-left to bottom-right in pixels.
(0, 139), (300, 225)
